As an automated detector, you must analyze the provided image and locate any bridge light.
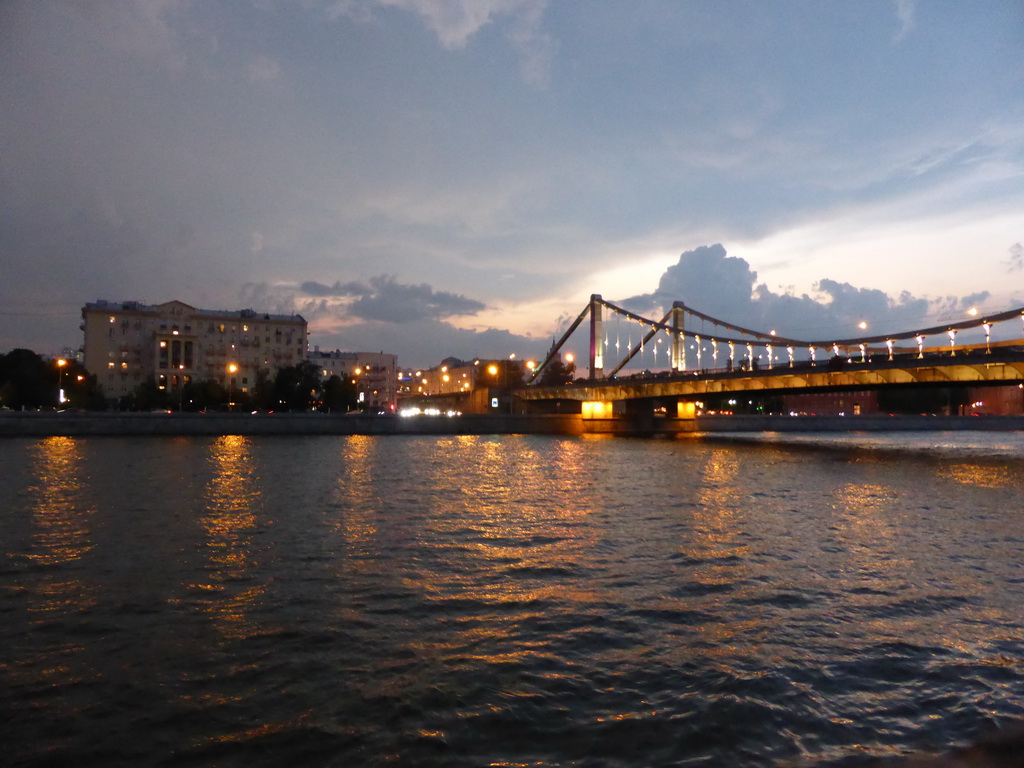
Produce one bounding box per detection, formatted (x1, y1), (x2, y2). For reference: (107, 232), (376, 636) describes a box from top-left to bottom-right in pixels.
(983, 322), (992, 354)
(808, 346), (816, 365)
(787, 346), (794, 367)
(886, 339), (894, 361)
(916, 335), (925, 358)
(947, 329), (957, 356)
(859, 343), (867, 363)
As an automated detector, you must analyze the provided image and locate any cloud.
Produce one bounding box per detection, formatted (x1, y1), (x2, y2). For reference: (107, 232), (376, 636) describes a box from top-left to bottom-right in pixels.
(348, 276), (486, 322)
(300, 280), (370, 298)
(1008, 242), (1023, 272)
(248, 55), (282, 86)
(892, 0), (915, 43)
(325, 0), (553, 84)
(243, 278), (539, 365)
(297, 275), (485, 323)
(622, 244), (987, 342)
(375, 0), (542, 49)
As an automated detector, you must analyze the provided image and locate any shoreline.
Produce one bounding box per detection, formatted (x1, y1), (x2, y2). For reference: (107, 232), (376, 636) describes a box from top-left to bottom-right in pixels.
(2, 411), (1023, 437)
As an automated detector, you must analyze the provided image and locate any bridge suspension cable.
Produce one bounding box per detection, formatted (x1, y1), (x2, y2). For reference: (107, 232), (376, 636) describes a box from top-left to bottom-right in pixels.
(526, 294), (1024, 384)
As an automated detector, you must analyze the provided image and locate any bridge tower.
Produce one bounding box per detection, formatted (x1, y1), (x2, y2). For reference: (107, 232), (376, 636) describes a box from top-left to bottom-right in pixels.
(670, 302), (686, 372)
(589, 294), (604, 379)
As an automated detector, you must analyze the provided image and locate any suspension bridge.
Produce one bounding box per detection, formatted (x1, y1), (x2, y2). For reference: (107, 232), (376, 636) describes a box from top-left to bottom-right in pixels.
(519, 295), (1024, 420)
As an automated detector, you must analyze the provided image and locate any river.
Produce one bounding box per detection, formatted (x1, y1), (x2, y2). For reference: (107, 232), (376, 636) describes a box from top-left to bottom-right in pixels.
(2, 431), (1023, 766)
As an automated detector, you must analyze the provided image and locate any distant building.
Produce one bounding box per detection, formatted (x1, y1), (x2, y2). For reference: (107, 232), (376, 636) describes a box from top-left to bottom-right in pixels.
(400, 358), (481, 397)
(82, 300), (307, 401)
(397, 358), (530, 414)
(308, 347), (397, 411)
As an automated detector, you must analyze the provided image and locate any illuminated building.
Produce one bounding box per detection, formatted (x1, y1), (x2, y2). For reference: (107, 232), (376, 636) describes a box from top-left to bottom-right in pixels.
(309, 347), (398, 411)
(81, 300), (307, 401)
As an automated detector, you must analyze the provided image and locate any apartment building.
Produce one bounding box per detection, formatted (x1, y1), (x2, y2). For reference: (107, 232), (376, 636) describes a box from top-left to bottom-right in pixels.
(308, 347), (398, 411)
(82, 300), (307, 401)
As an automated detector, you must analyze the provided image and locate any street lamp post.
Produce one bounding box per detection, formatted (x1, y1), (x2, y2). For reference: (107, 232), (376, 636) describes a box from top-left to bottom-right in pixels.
(56, 358), (67, 408)
(227, 363), (238, 411)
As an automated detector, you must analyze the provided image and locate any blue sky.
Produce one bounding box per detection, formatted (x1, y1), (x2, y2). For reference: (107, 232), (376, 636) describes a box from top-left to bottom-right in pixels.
(2, 0), (1022, 367)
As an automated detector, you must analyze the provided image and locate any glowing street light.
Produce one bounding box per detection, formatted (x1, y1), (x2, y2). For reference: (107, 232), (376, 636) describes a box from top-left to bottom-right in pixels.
(226, 363), (238, 410)
(56, 358), (67, 407)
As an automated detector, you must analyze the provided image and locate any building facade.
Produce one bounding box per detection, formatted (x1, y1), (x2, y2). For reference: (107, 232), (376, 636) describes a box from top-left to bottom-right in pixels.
(82, 300), (307, 401)
(309, 347), (398, 411)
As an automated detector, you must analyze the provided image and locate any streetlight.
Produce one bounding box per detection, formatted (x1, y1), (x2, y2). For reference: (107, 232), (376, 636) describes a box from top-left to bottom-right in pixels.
(227, 363), (238, 410)
(56, 358), (67, 408)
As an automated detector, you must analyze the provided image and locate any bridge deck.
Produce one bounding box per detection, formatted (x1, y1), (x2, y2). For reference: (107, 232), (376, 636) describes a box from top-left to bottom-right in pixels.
(519, 348), (1024, 402)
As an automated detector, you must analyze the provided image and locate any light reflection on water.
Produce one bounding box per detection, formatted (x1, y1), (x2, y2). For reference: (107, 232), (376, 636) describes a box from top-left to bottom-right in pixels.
(27, 436), (95, 569)
(1, 432), (1023, 767)
(191, 435), (267, 640)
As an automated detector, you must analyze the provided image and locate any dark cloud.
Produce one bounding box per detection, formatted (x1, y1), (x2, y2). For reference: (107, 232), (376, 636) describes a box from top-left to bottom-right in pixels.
(345, 275), (486, 323)
(621, 244), (982, 341)
(243, 276), (501, 365)
(296, 276), (485, 323)
(300, 280), (370, 297)
(310, 318), (547, 366)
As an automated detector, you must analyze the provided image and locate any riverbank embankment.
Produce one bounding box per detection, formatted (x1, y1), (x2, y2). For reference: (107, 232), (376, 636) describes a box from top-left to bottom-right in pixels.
(2, 411), (1023, 437)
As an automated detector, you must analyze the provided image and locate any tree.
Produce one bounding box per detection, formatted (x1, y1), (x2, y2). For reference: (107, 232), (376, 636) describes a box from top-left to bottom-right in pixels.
(322, 374), (358, 413)
(274, 360), (323, 411)
(480, 359), (525, 390)
(180, 378), (228, 411)
(0, 349), (105, 410)
(538, 358), (576, 386)
(119, 378), (169, 411)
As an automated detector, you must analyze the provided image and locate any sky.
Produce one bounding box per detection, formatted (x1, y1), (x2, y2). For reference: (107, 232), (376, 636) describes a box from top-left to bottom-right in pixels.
(2, 0), (1023, 368)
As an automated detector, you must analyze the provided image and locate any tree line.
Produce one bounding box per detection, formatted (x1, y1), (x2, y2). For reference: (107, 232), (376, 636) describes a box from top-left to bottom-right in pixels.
(0, 351), (358, 413)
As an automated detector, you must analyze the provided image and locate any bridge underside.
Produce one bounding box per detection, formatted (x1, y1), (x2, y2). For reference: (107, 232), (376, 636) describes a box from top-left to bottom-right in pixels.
(517, 356), (1024, 404)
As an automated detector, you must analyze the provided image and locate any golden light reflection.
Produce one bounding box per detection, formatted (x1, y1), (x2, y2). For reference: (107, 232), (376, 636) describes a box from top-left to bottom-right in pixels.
(938, 462), (1012, 489)
(407, 435), (603, 619)
(27, 437), (95, 568)
(690, 450), (749, 562)
(192, 435), (266, 639)
(830, 482), (900, 567)
(25, 437), (99, 618)
(330, 435), (380, 553)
